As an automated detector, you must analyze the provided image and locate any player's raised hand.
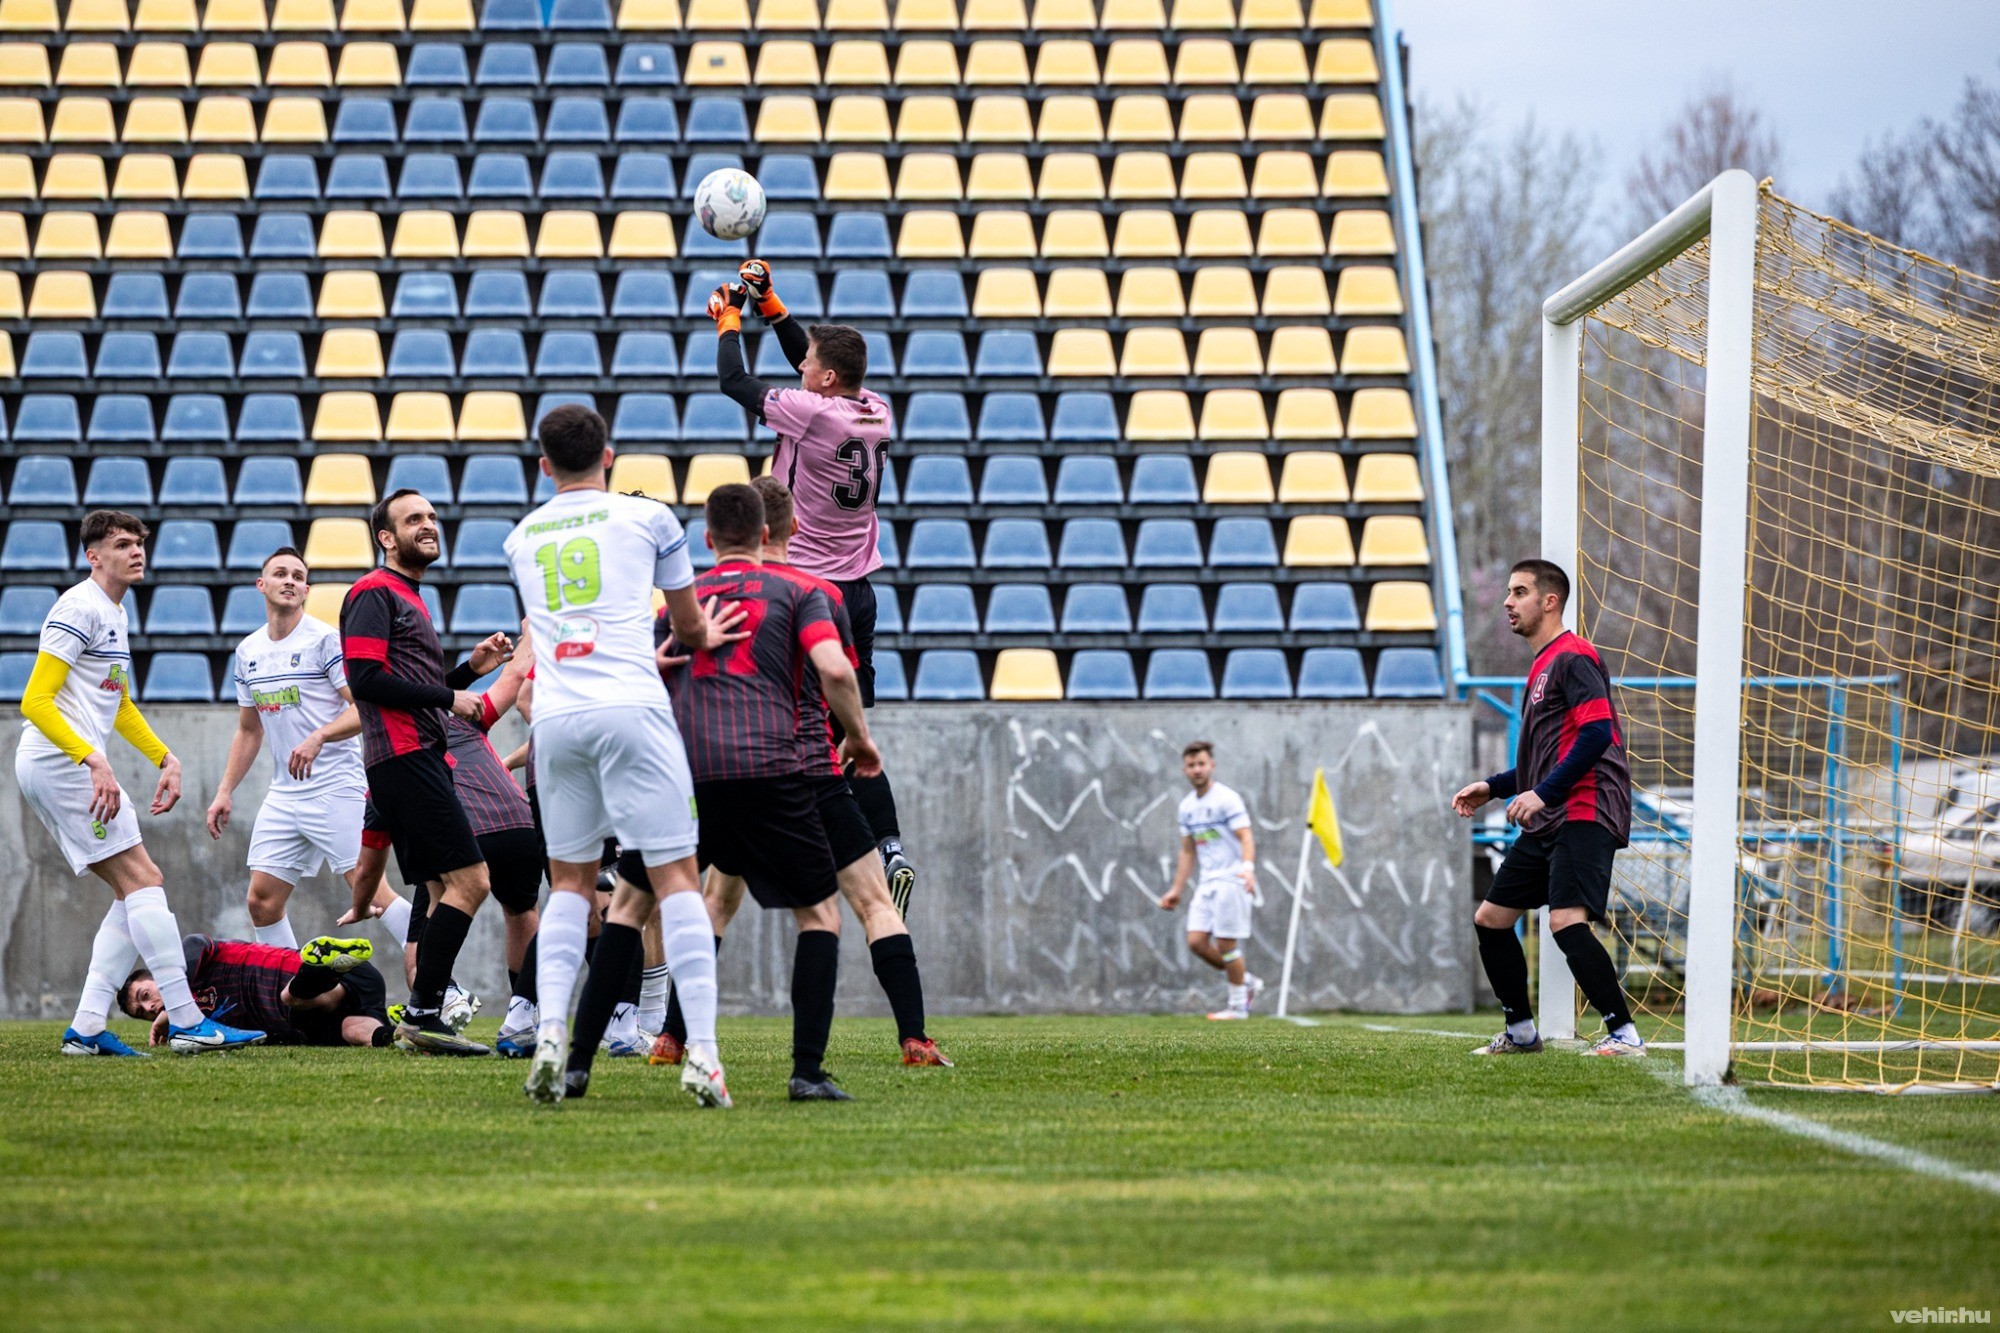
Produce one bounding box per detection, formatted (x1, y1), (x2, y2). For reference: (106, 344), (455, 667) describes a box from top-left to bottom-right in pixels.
(468, 631), (513, 674)
(738, 259), (786, 319)
(151, 753), (182, 816)
(1451, 780), (1491, 818)
(839, 730), (883, 779)
(204, 788), (231, 839)
(84, 751), (121, 823)
(707, 282), (748, 334)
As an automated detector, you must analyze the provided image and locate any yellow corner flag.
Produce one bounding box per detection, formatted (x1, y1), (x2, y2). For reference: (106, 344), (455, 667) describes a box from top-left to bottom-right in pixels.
(1307, 768), (1344, 868)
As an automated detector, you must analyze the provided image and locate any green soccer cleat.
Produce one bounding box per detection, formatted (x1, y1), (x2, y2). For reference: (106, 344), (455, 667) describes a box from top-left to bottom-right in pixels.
(300, 936), (373, 973)
(387, 1003), (406, 1026)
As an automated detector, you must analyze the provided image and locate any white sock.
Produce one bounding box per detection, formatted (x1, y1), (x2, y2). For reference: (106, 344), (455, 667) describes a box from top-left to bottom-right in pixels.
(1227, 984), (1247, 1010)
(503, 995), (536, 1031)
(122, 886), (203, 1028)
(660, 890), (718, 1053)
(534, 892), (592, 1030)
(1507, 1019), (1540, 1044)
(1612, 1022), (1641, 1045)
(378, 894), (413, 947)
(609, 1001), (638, 1044)
(252, 916), (297, 950)
(69, 900), (137, 1036)
(638, 963), (670, 1033)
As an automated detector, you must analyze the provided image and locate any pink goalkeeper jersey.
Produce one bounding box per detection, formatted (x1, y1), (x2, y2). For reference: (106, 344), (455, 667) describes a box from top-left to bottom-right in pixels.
(766, 385), (893, 582)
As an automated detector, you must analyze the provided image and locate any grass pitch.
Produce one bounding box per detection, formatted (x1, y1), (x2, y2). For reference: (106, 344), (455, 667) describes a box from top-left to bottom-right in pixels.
(1, 1013), (1996, 1331)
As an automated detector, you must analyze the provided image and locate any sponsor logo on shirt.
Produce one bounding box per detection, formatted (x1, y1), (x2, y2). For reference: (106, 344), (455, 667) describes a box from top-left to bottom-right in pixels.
(98, 663), (130, 695)
(554, 615), (600, 661)
(252, 685), (301, 713)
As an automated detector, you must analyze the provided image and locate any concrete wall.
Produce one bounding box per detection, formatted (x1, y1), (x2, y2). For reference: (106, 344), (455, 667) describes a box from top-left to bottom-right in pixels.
(0, 702), (1476, 1019)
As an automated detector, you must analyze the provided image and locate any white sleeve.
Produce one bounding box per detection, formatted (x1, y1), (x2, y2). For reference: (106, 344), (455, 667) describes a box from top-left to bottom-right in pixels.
(37, 594), (95, 667)
(1223, 790), (1251, 831)
(651, 506), (695, 592)
(233, 652), (255, 708)
(320, 630), (349, 691)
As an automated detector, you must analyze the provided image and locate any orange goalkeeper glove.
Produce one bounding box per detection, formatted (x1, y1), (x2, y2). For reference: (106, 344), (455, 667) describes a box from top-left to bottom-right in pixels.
(706, 282), (748, 335)
(738, 259), (786, 320)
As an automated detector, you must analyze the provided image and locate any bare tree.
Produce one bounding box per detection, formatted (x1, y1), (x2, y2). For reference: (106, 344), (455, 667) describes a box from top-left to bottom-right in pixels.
(1834, 64), (2000, 276)
(1625, 79), (1785, 227)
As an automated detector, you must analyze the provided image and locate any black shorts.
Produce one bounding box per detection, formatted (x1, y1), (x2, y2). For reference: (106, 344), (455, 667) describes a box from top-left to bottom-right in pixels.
(832, 575), (877, 708)
(479, 825), (545, 915)
(697, 776), (839, 911)
(1484, 820), (1619, 925)
(813, 774), (878, 870)
(292, 959), (390, 1047)
(366, 749), (483, 889)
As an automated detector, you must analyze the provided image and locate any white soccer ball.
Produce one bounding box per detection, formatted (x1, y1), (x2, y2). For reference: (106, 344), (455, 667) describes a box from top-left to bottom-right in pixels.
(693, 168), (767, 242)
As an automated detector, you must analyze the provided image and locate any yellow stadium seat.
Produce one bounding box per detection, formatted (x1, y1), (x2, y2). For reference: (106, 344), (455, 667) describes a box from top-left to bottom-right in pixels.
(971, 268), (1039, 318)
(967, 209), (1034, 256)
(990, 648), (1061, 701)
(1190, 327), (1260, 375)
(110, 153), (175, 197)
(26, 269), (93, 317)
(189, 94), (256, 140)
(51, 95), (115, 141)
(320, 209), (386, 257)
(1185, 208), (1252, 256)
(462, 209), (530, 257)
(1120, 327), (1190, 376)
(122, 95), (189, 142)
(1032, 38), (1097, 84)
(33, 210), (99, 256)
(1174, 38), (1238, 84)
(204, 0), (269, 26)
(1166, 0), (1228, 24)
(271, 0), (337, 26)
(261, 95), (327, 142)
(0, 271), (20, 317)
(1283, 516), (1355, 567)
(407, 0), (472, 22)
(1103, 37), (1168, 85)
(1347, 387), (1415, 438)
(104, 210), (168, 256)
(965, 38), (1029, 84)
(40, 152), (108, 198)
(1203, 452), (1276, 503)
(194, 42), (260, 85)
(1106, 93), (1172, 141)
(890, 38), (956, 83)
(304, 518), (375, 569)
(825, 39), (891, 84)
(1097, 0), (1161, 23)
(1178, 94), (1244, 142)
(961, 0), (1024, 25)
(303, 583), (349, 626)
(826, 94), (890, 141)
(266, 39), (331, 84)
(608, 454), (676, 502)
(0, 0), (55, 27)
(388, 210), (455, 256)
(755, 94), (821, 142)
(335, 41), (399, 85)
(1107, 151), (1175, 199)
(1352, 453), (1423, 503)
(1323, 150), (1389, 197)
(1240, 0), (1301, 23)
(317, 269), (385, 318)
(1243, 37), (1309, 84)
(0, 211), (23, 257)
(1357, 515), (1428, 565)
(685, 40), (749, 84)
(896, 209), (963, 257)
(1180, 152), (1247, 199)
(896, 152), (962, 200)
(125, 41), (191, 84)
(1250, 150), (1316, 198)
(967, 94), (1032, 142)
(182, 152), (249, 198)
(1262, 265), (1331, 316)
(1030, 0), (1091, 25)
(0, 43), (49, 84)
(315, 329), (384, 378)
(1035, 95), (1101, 143)
(1256, 208), (1322, 255)
(1333, 265), (1402, 315)
(1276, 451), (1350, 501)
(1115, 267), (1184, 316)
(896, 94), (962, 143)
(823, 151), (889, 199)
(0, 96), (42, 140)
(1123, 388), (1193, 440)
(66, 0), (128, 29)
(1112, 210), (1179, 257)
(1320, 93), (1385, 140)
(341, 0), (404, 29)
(55, 41), (119, 85)
(1341, 326), (1409, 375)
(1197, 388), (1270, 441)
(1039, 208), (1107, 257)
(385, 391), (453, 439)
(1266, 326), (1337, 375)
(1189, 267), (1256, 316)
(825, 0), (889, 22)
(1309, 0), (1368, 22)
(1315, 37), (1379, 83)
(305, 453), (378, 501)
(751, 40), (817, 84)
(1048, 328), (1116, 376)
(1364, 581), (1438, 632)
(684, 0), (749, 24)
(608, 210), (676, 255)
(309, 401), (382, 447)
(0, 329), (11, 375)
(0, 153), (34, 197)
(1272, 389), (1342, 438)
(457, 391), (526, 441)
(1330, 208), (1395, 255)
(536, 210), (603, 258)
(1246, 93), (1312, 141)
(1035, 151), (1103, 200)
(966, 151), (1031, 199)
(754, 0), (817, 25)
(681, 454), (752, 504)
(1044, 268), (1111, 318)
(615, 0), (682, 26)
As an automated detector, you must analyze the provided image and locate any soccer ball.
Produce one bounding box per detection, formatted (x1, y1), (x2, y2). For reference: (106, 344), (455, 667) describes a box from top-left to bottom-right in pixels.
(693, 168), (767, 242)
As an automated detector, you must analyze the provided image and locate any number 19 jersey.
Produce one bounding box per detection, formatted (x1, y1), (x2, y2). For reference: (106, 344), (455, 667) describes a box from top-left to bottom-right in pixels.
(503, 488), (695, 719)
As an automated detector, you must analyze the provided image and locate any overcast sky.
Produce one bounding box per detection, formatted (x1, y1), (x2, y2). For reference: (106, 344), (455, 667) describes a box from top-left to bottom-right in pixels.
(1392, 0), (2000, 218)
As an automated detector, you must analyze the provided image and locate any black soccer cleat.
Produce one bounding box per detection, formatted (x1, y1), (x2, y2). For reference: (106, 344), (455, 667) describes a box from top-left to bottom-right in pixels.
(788, 1073), (854, 1102)
(883, 846), (916, 919)
(563, 1069), (591, 1099)
(394, 1012), (491, 1057)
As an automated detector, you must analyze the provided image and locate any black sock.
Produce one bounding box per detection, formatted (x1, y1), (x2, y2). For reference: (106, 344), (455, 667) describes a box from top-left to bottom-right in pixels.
(514, 935), (538, 1003)
(1475, 923), (1534, 1027)
(869, 934), (927, 1044)
(849, 772), (901, 842)
(411, 904), (474, 1012)
(1552, 922), (1634, 1033)
(407, 882), (431, 948)
(569, 922), (642, 1074)
(584, 934), (598, 967)
(288, 963), (342, 1002)
(370, 1025), (395, 1047)
(507, 968), (519, 996)
(621, 942), (644, 1008)
(790, 929), (839, 1082)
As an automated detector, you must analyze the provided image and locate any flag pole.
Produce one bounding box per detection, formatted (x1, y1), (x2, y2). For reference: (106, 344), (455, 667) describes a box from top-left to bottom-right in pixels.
(1274, 822), (1314, 1018)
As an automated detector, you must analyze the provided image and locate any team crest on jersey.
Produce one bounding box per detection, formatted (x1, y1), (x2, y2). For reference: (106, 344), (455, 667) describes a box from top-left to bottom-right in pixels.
(1529, 670), (1550, 706)
(290, 652), (302, 667)
(553, 614), (599, 661)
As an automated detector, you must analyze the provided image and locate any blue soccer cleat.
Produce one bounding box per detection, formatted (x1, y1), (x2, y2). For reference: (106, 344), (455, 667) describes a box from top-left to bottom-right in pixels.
(168, 1016), (267, 1055)
(494, 1025), (538, 1059)
(61, 1026), (147, 1057)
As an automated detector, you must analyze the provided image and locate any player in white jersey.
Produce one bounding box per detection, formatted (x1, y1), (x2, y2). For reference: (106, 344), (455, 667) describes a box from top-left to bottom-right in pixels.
(204, 546), (414, 955)
(15, 510), (265, 1057)
(1159, 740), (1265, 1020)
(502, 403), (747, 1109)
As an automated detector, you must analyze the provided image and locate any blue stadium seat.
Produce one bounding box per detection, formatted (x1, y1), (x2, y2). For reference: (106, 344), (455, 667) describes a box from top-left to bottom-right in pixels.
(548, 0), (611, 26)
(1137, 583), (1206, 633)
(864, 331), (896, 375)
(1221, 649), (1291, 699)
(683, 225), (747, 259)
(1057, 519), (1127, 568)
(332, 98), (399, 144)
(452, 584), (521, 634)
(238, 331), (306, 378)
(757, 211), (821, 257)
(163, 394), (229, 443)
(534, 470), (554, 501)
(221, 586), (265, 634)
(167, 332), (234, 379)
(475, 42), (539, 84)
(903, 332), (970, 377)
(874, 584), (903, 633)
(0, 586), (56, 635)
(905, 520), (975, 568)
(1144, 650), (1216, 700)
(974, 331), (1042, 377)
(81, 457), (150, 506)
(0, 652), (33, 701)
(460, 456), (527, 504)
(534, 394), (595, 430)
(250, 214), (317, 258)
(534, 331), (604, 377)
(680, 267), (738, 316)
(1069, 650), (1138, 700)
(874, 649), (909, 700)
(610, 152), (676, 199)
(393, 273), (460, 318)
(1133, 518), (1202, 567)
(875, 521), (899, 567)
(1289, 582), (1360, 632)
(985, 584), (1055, 634)
(1296, 647), (1368, 699)
(617, 96), (682, 142)
(245, 272), (311, 319)
(681, 394), (747, 441)
(1372, 648), (1446, 699)
(828, 269), (893, 319)
(405, 98), (471, 145)
(977, 392), (1046, 441)
(15, 394), (81, 441)
(146, 587), (215, 636)
(611, 332), (678, 376)
(21, 333), (87, 379)
(255, 154), (320, 199)
(174, 272), (241, 319)
(101, 273), (169, 319)
(978, 456), (1048, 505)
(226, 520), (294, 569)
(540, 151), (606, 199)
(86, 395), (153, 443)
(1051, 392), (1120, 442)
(1060, 583), (1131, 633)
(547, 42), (610, 83)
(913, 650), (982, 701)
(474, 98), (539, 143)
(681, 515), (712, 570)
(1129, 455), (1198, 504)
(982, 519), (1052, 569)
(758, 154), (818, 200)
(233, 457), (302, 506)
(908, 584), (978, 634)
(752, 334), (794, 377)
(1213, 582), (1284, 632)
(1209, 518), (1279, 567)
(419, 585), (447, 624)
(144, 653), (214, 702)
(385, 455), (452, 503)
(904, 457), (973, 506)
(468, 153), (534, 196)
(680, 153), (742, 197)
(903, 392), (971, 441)
(1053, 456), (1122, 504)
(95, 333), (161, 380)
(684, 97), (750, 143)
(406, 42), (471, 86)
(826, 212), (892, 258)
(465, 270), (533, 318)
(326, 153), (393, 196)
(611, 270), (677, 317)
(901, 270), (968, 319)
(159, 457), (227, 505)
(778, 275), (825, 319)
(236, 394), (305, 442)
(876, 460), (899, 504)
(152, 520), (221, 570)
(398, 153), (464, 198)
(611, 393), (679, 441)
(389, 329), (458, 378)
(615, 42), (679, 85)
(547, 96), (611, 142)
(463, 330), (531, 377)
(1, 521), (68, 570)
(178, 215), (243, 259)
(11, 457), (76, 506)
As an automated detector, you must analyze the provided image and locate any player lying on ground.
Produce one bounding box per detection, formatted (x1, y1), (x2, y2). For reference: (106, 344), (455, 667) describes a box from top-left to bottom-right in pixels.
(120, 935), (389, 1048)
(1452, 559), (1645, 1058)
(17, 509), (265, 1058)
(1160, 740), (1265, 1020)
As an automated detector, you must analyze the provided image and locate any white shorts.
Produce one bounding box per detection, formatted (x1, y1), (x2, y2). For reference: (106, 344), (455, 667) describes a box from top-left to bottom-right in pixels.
(15, 743), (143, 876)
(531, 705), (697, 865)
(247, 785), (365, 882)
(1187, 878), (1253, 941)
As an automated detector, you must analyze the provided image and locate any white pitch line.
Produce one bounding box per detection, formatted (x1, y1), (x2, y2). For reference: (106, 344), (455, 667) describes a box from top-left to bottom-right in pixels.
(1356, 1021), (1488, 1039)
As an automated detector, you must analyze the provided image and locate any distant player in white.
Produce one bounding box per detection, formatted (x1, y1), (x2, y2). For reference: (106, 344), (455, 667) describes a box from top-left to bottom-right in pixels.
(1159, 740), (1264, 1020)
(502, 403), (746, 1110)
(204, 546), (414, 954)
(16, 509), (265, 1056)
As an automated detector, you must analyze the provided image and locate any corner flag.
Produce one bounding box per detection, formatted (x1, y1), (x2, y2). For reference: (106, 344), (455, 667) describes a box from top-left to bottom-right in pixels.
(1307, 768), (1343, 868)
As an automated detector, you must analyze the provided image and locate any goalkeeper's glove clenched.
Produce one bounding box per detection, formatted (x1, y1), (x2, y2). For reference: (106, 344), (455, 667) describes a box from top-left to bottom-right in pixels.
(707, 282), (748, 335)
(738, 259), (786, 320)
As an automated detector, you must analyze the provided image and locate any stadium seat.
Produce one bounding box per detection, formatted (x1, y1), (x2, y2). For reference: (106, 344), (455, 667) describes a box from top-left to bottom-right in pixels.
(303, 583), (350, 627)
(611, 393), (679, 442)
(0, 586), (57, 635)
(1134, 518), (1201, 568)
(1357, 515), (1430, 565)
(303, 517), (373, 569)
(1373, 648), (1445, 699)
(904, 456), (974, 506)
(606, 453), (674, 502)
(1062, 649), (1133, 700)
(144, 653), (214, 702)
(680, 396), (747, 442)
(873, 521), (898, 568)
(976, 393), (1045, 442)
(460, 455), (528, 504)
(227, 522), (295, 570)
(1136, 583), (1205, 633)
(162, 394), (229, 443)
(534, 330), (604, 377)
(451, 584), (521, 635)
(234, 456), (303, 506)
(1058, 584), (1130, 634)
(465, 270), (532, 318)
(903, 331), (971, 378)
(1, 520), (68, 569)
(985, 584), (1055, 634)
(611, 270), (677, 317)
(1297, 647), (1368, 699)
(146, 586), (215, 636)
(1363, 581), (1438, 632)
(828, 269), (894, 319)
(1144, 649), (1215, 700)
(1203, 453), (1277, 504)
(977, 457), (1048, 506)
(153, 519), (222, 570)
(10, 456), (76, 505)
(237, 394), (307, 442)
(912, 650), (982, 701)
(1211, 518), (1279, 567)
(1056, 518), (1125, 569)
(1048, 329), (1116, 376)
(1213, 582), (1285, 633)
(1221, 649), (1291, 699)
(1050, 393), (1119, 442)
(681, 452), (751, 501)
(79, 457), (151, 508)
(1352, 454), (1424, 503)
(462, 329), (530, 377)
(990, 648), (1062, 701)
(452, 518), (511, 568)
(908, 583), (978, 634)
(906, 519), (975, 569)
(1049, 457), (1118, 506)
(158, 456), (227, 505)
(100, 273), (168, 319)
(983, 519), (1052, 569)
(1129, 455), (1199, 505)
(902, 393), (971, 442)
(1348, 388), (1418, 440)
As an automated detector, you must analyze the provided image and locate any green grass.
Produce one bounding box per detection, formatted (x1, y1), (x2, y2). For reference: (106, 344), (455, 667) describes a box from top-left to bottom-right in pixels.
(2, 1014), (1997, 1331)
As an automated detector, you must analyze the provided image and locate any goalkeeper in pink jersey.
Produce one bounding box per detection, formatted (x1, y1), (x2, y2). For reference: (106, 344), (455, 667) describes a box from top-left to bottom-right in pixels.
(708, 264), (919, 916)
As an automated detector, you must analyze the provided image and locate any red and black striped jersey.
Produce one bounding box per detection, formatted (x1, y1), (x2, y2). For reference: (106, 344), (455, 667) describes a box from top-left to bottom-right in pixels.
(764, 561), (856, 777)
(182, 934), (303, 1043)
(1516, 631), (1632, 844)
(445, 715), (535, 837)
(340, 568), (449, 768)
